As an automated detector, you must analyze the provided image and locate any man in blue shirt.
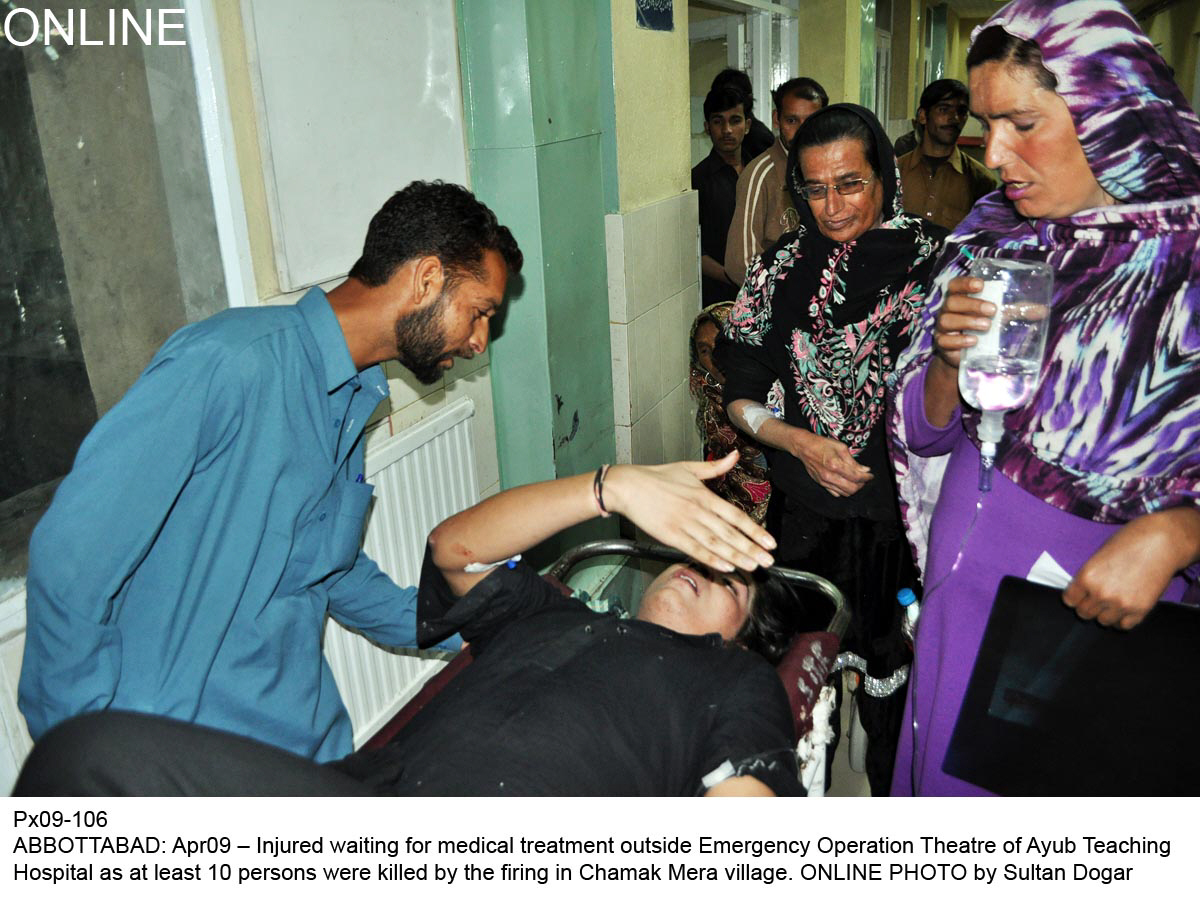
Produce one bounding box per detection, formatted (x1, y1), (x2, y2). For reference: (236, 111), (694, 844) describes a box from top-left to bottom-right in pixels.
(18, 181), (523, 762)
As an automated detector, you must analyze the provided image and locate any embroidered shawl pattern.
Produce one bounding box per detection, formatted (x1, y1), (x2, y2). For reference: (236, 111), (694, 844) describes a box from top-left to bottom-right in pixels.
(689, 304), (773, 522)
(727, 229), (936, 454)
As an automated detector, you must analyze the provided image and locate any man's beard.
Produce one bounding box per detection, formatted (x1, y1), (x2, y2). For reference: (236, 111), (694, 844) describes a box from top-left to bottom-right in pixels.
(395, 289), (451, 385)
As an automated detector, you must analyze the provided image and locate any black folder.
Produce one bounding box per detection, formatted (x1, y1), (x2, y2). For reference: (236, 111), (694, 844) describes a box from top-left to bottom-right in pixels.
(943, 576), (1200, 796)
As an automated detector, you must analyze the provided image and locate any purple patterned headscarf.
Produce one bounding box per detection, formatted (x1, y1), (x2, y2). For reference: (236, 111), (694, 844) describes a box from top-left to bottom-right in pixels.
(888, 0), (1200, 570)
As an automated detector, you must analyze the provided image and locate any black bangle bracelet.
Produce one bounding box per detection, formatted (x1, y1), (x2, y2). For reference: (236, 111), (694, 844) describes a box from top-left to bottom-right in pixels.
(593, 464), (612, 518)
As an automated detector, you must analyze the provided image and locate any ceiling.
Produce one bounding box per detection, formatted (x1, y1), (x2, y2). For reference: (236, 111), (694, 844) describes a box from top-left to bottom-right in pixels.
(689, 1), (1160, 26)
(943, 1), (1163, 25)
(943, 1), (1008, 20)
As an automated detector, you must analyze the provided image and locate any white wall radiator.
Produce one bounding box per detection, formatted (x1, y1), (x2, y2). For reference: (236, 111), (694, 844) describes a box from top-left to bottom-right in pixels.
(325, 398), (478, 747)
(0, 397), (479, 791)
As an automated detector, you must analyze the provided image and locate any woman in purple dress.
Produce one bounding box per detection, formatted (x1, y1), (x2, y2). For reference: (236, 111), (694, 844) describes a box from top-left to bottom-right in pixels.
(888, 0), (1200, 795)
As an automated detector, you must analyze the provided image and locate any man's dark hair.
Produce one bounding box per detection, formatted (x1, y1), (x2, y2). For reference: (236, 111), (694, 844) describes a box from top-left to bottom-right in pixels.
(966, 26), (1058, 91)
(793, 107), (881, 178)
(711, 68), (754, 115)
(918, 78), (969, 112)
(736, 569), (824, 666)
(772, 77), (829, 114)
(348, 181), (523, 289)
(703, 85), (748, 121)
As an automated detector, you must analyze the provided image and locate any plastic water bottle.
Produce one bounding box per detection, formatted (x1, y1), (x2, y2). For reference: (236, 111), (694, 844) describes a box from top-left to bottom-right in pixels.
(899, 588), (920, 645)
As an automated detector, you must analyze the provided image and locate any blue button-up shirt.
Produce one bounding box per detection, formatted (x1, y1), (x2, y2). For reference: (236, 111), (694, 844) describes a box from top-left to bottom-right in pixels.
(19, 289), (446, 761)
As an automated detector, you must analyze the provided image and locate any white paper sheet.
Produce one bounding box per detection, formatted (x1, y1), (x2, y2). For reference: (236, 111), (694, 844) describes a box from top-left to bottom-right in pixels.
(1026, 550), (1072, 589)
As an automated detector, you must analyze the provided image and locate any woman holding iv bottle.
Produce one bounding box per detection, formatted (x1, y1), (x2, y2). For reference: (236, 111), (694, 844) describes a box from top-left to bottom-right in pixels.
(887, 0), (1200, 796)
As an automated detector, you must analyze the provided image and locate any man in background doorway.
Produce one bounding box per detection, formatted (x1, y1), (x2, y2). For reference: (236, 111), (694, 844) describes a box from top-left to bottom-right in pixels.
(724, 77), (828, 287)
(896, 79), (998, 230)
(710, 68), (775, 164)
(893, 116), (920, 157)
(692, 85), (749, 305)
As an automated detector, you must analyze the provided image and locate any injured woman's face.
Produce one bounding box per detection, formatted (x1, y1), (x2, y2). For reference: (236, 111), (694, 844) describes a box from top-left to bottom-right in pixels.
(637, 563), (753, 641)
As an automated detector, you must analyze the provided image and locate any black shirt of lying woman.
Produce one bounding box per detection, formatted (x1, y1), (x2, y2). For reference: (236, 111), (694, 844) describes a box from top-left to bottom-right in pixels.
(331, 547), (803, 797)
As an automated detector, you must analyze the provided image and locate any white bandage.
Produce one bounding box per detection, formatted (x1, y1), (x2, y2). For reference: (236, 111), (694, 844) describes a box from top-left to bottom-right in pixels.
(741, 402), (773, 435)
(701, 759), (737, 791)
(463, 554), (522, 573)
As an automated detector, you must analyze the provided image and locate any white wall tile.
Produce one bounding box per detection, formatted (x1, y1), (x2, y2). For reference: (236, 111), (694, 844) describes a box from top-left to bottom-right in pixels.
(682, 278), (701, 315)
(654, 197), (681, 310)
(605, 213), (628, 324)
(614, 424), (632, 465)
(631, 304), (661, 423)
(446, 345), (490, 383)
(683, 187), (699, 224)
(685, 387), (703, 460)
(446, 366), (499, 494)
(364, 418), (393, 456)
(626, 203), (658, 320)
(661, 287), (690, 400)
(670, 192), (690, 296)
(631, 400), (664, 466)
(610, 323), (632, 427)
(385, 359), (444, 410)
(389, 387), (445, 435)
(662, 381), (695, 463)
(686, 416), (703, 460)
(681, 189), (700, 292)
(621, 207), (644, 322)
(366, 393), (391, 429)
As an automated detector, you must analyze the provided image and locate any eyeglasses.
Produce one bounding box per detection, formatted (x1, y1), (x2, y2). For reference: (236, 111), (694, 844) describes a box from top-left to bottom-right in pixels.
(796, 176), (874, 201)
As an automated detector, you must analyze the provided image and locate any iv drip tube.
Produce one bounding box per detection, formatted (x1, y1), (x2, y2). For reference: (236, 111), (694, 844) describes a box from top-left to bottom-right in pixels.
(977, 410), (1005, 492)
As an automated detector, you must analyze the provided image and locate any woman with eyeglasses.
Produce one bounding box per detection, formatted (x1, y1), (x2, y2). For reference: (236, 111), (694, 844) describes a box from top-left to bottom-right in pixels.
(716, 103), (947, 795)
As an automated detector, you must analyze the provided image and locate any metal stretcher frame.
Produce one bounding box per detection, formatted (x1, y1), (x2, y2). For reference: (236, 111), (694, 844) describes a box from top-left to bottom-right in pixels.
(546, 538), (850, 639)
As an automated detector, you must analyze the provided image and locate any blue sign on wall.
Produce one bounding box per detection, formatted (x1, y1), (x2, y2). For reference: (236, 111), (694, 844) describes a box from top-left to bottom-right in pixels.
(636, 0), (674, 32)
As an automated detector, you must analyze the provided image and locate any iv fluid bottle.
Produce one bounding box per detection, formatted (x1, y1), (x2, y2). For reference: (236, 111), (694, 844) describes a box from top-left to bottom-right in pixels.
(957, 260), (1052, 414)
(959, 356), (1040, 411)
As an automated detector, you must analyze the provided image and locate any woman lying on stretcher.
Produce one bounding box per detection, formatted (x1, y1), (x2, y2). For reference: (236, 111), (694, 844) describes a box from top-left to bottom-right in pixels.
(18, 453), (814, 796)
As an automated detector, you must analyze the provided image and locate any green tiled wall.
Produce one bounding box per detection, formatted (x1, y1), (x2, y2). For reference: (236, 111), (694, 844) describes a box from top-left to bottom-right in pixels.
(457, 0), (618, 560)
